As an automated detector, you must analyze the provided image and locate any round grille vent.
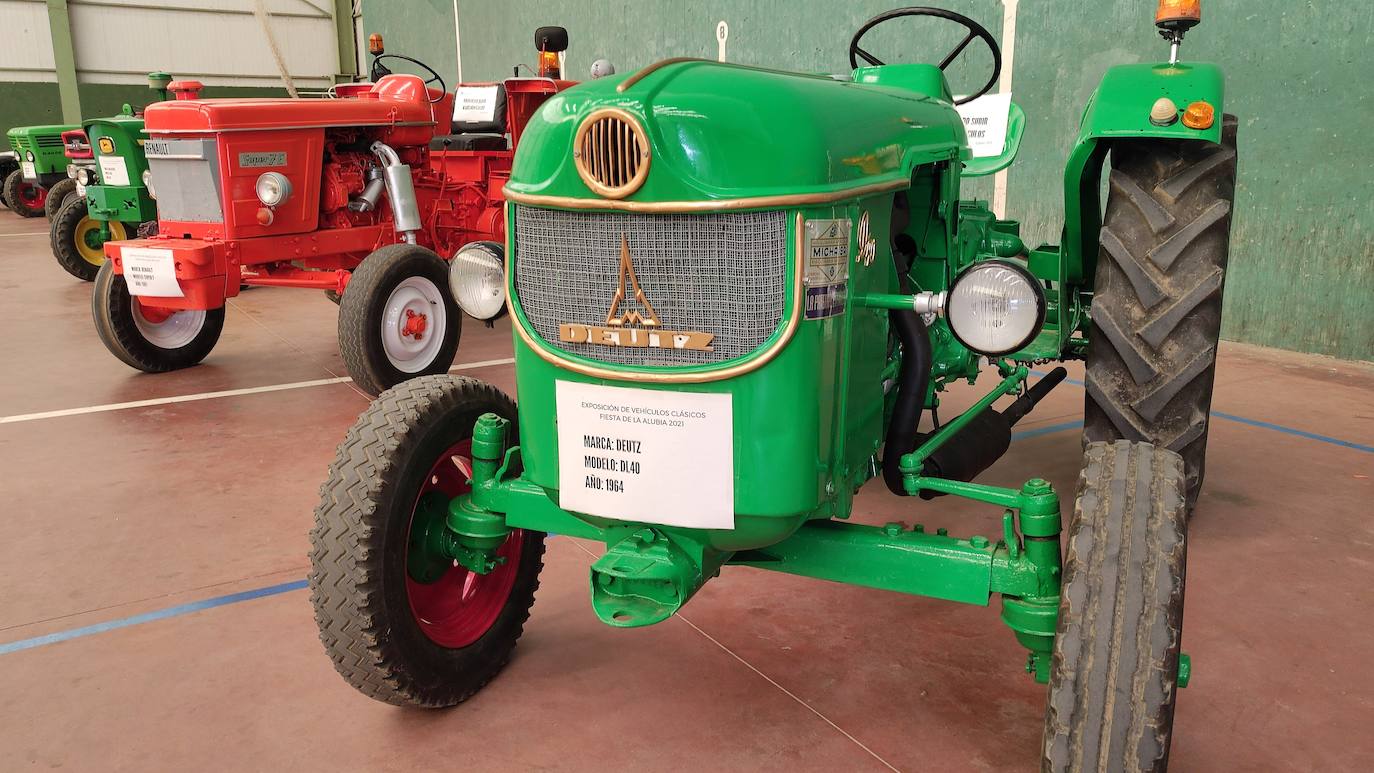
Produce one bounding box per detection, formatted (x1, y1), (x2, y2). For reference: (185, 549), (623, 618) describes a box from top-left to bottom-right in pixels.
(573, 108), (651, 199)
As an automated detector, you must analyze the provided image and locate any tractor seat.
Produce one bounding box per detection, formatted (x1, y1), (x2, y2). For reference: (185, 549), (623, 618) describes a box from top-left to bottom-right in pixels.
(429, 133), (508, 151)
(431, 83), (508, 151)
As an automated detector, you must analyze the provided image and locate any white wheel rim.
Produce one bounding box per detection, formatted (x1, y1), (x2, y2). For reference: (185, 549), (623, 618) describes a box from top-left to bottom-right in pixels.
(131, 301), (207, 349)
(381, 276), (447, 373)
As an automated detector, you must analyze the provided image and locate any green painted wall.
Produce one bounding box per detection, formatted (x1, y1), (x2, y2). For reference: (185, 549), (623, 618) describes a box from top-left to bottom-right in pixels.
(359, 1), (1374, 361)
(0, 82), (288, 139)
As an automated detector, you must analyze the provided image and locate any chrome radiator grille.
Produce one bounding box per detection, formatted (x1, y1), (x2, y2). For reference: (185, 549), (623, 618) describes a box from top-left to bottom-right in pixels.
(513, 207), (788, 367)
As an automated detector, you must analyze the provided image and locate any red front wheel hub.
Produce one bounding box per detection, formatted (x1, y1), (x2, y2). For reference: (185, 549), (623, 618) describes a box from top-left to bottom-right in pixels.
(404, 439), (522, 648)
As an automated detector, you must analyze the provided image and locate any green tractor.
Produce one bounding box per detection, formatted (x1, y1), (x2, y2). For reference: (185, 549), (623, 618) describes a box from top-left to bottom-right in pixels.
(49, 75), (185, 281)
(311, 4), (1234, 769)
(2, 123), (88, 218)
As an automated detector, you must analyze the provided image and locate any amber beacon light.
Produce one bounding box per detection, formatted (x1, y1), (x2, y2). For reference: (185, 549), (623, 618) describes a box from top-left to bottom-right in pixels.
(1156, 0), (1202, 29)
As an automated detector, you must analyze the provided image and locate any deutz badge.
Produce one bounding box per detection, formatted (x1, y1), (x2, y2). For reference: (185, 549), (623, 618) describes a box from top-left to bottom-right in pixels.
(803, 219), (849, 319)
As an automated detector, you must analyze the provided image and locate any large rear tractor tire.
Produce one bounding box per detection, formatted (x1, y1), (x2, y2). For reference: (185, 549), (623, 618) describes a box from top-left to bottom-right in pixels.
(3, 169), (46, 217)
(338, 243), (461, 396)
(51, 197), (126, 281)
(1084, 115), (1238, 512)
(1042, 440), (1189, 773)
(44, 177), (77, 220)
(91, 261), (224, 372)
(310, 375), (543, 708)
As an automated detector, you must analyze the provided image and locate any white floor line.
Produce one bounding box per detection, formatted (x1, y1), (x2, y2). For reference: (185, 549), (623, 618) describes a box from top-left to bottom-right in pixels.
(0, 231), (50, 238)
(0, 357), (515, 425)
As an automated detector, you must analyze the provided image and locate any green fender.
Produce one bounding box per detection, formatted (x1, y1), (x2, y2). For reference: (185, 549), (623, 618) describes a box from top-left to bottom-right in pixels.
(1061, 62), (1225, 286)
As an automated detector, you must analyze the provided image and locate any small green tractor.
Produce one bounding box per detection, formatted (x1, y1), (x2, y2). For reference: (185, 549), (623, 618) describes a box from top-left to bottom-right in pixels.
(311, 4), (1234, 770)
(49, 74), (184, 281)
(2, 123), (89, 218)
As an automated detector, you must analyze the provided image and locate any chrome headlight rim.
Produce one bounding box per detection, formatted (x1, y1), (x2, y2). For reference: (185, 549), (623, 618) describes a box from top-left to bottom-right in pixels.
(448, 241), (507, 322)
(254, 171), (292, 207)
(945, 259), (1046, 357)
(142, 168), (155, 199)
(75, 167), (91, 185)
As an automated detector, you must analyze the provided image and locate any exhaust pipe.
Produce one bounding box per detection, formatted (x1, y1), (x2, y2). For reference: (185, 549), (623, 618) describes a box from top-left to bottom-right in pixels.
(369, 141), (422, 243)
(348, 166), (387, 213)
(916, 367), (1068, 499)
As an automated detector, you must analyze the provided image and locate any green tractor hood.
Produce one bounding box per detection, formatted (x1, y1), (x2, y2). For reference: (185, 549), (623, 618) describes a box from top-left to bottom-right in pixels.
(506, 60), (968, 206)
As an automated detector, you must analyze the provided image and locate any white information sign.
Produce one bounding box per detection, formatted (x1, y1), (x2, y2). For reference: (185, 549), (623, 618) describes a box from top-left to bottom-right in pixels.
(956, 92), (1013, 158)
(453, 85), (499, 124)
(98, 156), (130, 186)
(121, 247), (184, 297)
(20, 161), (35, 180)
(556, 381), (734, 529)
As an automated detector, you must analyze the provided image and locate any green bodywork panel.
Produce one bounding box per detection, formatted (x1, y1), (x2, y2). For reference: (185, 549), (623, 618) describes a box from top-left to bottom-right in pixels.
(1061, 62), (1226, 288)
(7, 124), (79, 177)
(83, 111), (155, 224)
(508, 62), (964, 203)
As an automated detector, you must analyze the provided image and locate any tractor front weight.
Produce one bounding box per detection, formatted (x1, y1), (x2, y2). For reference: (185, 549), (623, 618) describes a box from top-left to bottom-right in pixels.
(436, 410), (1064, 682)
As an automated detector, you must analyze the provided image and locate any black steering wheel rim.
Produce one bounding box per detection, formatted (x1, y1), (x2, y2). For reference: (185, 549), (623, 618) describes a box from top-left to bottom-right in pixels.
(848, 6), (1002, 106)
(371, 53), (447, 103)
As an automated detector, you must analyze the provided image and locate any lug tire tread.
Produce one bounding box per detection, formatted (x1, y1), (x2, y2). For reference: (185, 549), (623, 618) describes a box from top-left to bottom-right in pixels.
(309, 375), (543, 708)
(338, 243), (462, 396)
(3, 169), (44, 217)
(44, 178), (77, 220)
(1084, 115), (1238, 510)
(50, 196), (102, 281)
(90, 261), (225, 372)
(1042, 440), (1187, 773)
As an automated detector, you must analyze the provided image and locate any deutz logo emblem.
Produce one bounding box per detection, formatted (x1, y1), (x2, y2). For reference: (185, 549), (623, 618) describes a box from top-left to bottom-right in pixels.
(559, 233), (714, 352)
(97, 137), (115, 154)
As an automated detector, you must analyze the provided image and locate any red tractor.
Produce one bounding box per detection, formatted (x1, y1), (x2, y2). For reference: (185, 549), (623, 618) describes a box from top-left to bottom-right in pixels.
(95, 29), (572, 394)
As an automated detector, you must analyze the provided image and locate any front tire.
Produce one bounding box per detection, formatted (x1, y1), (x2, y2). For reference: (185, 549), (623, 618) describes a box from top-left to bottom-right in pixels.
(51, 197), (125, 281)
(310, 375), (543, 708)
(3, 169), (46, 217)
(338, 243), (461, 396)
(1084, 115), (1238, 511)
(91, 261), (224, 372)
(44, 177), (77, 220)
(1042, 440), (1188, 773)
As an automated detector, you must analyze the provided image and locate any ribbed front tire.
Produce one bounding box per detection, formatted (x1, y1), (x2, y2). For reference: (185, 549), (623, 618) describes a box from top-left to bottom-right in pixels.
(1042, 440), (1188, 773)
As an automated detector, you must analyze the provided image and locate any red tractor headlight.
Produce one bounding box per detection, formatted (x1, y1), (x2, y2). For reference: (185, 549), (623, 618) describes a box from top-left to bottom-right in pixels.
(255, 172), (292, 207)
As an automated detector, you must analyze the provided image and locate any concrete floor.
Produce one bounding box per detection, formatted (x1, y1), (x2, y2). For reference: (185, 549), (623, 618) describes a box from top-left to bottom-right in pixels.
(1, 211), (1372, 773)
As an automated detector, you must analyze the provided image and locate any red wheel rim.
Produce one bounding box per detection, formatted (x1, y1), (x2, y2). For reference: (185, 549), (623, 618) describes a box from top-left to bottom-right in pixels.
(20, 184), (45, 208)
(405, 438), (523, 648)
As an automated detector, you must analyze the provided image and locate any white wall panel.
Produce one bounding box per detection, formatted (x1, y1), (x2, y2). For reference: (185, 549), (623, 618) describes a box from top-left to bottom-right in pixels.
(0, 0), (58, 82)
(0, 0), (340, 88)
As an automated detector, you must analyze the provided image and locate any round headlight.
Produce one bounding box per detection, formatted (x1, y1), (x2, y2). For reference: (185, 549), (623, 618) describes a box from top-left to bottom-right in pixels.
(945, 260), (1045, 356)
(76, 168), (91, 185)
(142, 169), (155, 199)
(67, 164), (78, 179)
(25, 151), (34, 162)
(255, 172), (291, 207)
(449, 241), (507, 321)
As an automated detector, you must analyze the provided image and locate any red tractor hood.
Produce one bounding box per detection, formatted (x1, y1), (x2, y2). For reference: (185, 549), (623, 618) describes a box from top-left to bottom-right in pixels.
(142, 75), (446, 133)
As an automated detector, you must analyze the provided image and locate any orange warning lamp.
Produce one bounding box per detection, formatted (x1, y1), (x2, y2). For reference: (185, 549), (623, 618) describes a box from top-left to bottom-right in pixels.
(367, 33), (385, 56)
(533, 26), (568, 79)
(1156, 0), (1201, 32)
(1181, 101), (1215, 130)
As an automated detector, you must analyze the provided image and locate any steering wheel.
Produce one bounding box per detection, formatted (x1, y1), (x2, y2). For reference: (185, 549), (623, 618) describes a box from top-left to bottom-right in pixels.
(849, 7), (1002, 106)
(370, 53), (447, 104)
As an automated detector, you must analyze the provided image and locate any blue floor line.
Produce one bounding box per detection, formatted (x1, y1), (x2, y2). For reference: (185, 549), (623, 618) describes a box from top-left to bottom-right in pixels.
(0, 579), (307, 656)
(1012, 420), (1084, 440)
(1031, 370), (1371, 454)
